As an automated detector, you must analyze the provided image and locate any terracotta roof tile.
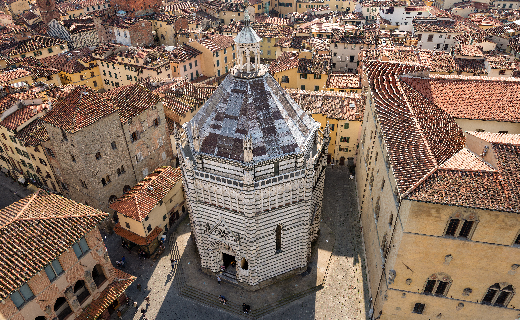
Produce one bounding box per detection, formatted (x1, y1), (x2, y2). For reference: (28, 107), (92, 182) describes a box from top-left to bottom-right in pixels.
(0, 190), (108, 300)
(77, 269), (136, 320)
(197, 34), (234, 52)
(326, 73), (361, 89)
(40, 48), (96, 74)
(14, 118), (50, 147)
(440, 147), (495, 171)
(42, 86), (117, 133)
(286, 89), (364, 121)
(102, 83), (161, 124)
(400, 75), (520, 123)
(110, 166), (182, 221)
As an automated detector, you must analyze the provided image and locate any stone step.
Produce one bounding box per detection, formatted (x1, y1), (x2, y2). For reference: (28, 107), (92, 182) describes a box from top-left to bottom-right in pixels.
(220, 272), (239, 284)
(180, 285), (255, 319)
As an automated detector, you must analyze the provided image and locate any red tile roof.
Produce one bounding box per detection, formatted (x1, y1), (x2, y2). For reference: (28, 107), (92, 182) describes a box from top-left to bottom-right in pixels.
(326, 73), (361, 89)
(439, 147), (495, 171)
(14, 118), (50, 147)
(197, 34), (234, 52)
(113, 224), (163, 246)
(0, 190), (108, 300)
(110, 166), (182, 221)
(0, 68), (31, 84)
(286, 89), (364, 121)
(42, 86), (117, 133)
(0, 103), (50, 131)
(40, 48), (96, 74)
(102, 83), (161, 124)
(269, 51), (300, 74)
(365, 61), (464, 194)
(77, 269), (136, 320)
(400, 75), (520, 123)
(365, 61), (520, 213)
(0, 35), (66, 57)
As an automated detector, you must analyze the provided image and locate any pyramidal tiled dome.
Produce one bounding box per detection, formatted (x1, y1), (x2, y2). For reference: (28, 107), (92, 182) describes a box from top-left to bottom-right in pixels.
(186, 73), (318, 163)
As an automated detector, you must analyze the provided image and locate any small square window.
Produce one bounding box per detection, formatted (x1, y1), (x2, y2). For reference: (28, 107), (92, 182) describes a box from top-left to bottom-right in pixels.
(413, 303), (425, 314)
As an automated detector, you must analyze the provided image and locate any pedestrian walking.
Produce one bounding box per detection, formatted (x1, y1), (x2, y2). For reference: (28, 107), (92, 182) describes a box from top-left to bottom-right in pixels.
(243, 303), (251, 314)
(117, 310), (122, 319)
(218, 295), (227, 305)
(171, 259), (176, 269)
(217, 275), (221, 285)
(145, 296), (150, 306)
(137, 283), (141, 291)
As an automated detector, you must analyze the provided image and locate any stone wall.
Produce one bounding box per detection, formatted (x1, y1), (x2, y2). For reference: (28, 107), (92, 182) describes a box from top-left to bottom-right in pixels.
(43, 113), (137, 212)
(122, 103), (173, 182)
(0, 227), (116, 320)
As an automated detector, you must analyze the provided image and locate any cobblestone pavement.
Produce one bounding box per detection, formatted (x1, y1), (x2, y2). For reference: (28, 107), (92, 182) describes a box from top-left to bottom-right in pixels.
(103, 165), (368, 320)
(0, 172), (33, 209)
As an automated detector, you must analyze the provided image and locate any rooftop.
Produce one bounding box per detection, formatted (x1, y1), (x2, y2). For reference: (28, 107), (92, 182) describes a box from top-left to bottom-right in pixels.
(185, 72), (319, 163)
(0, 190), (108, 300)
(110, 166), (182, 222)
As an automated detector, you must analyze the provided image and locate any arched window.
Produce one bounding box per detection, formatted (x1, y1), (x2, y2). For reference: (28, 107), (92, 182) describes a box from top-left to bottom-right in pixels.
(73, 280), (90, 304)
(108, 195), (118, 204)
(482, 283), (514, 307)
(240, 258), (248, 270)
(91, 264), (106, 287)
(423, 273), (452, 297)
(54, 297), (72, 320)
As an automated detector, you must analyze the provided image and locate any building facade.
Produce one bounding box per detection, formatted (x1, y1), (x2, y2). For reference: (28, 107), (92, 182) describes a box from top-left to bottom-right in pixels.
(178, 15), (329, 287)
(358, 60), (520, 320)
(0, 190), (135, 320)
(41, 84), (172, 213)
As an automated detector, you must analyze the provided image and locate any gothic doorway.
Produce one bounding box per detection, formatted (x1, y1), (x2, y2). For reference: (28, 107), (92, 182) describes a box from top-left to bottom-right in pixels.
(222, 252), (237, 279)
(222, 253), (235, 268)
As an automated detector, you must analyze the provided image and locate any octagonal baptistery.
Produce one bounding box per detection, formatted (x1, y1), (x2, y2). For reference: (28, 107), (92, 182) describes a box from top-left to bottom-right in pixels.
(176, 14), (330, 287)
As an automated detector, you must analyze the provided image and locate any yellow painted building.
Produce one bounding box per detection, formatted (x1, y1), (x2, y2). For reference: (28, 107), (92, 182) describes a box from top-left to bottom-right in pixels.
(111, 166), (185, 254)
(40, 49), (103, 90)
(189, 35), (235, 78)
(0, 92), (62, 192)
(358, 61), (520, 320)
(93, 45), (172, 90)
(286, 89), (364, 164)
(1, 35), (69, 60)
(270, 51), (331, 91)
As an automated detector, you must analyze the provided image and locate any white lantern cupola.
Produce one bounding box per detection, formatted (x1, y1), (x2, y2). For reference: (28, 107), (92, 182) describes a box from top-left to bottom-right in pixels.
(233, 8), (266, 77)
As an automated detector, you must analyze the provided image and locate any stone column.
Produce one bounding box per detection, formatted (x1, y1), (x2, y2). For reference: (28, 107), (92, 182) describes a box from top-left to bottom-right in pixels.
(64, 286), (80, 311)
(246, 49), (251, 73)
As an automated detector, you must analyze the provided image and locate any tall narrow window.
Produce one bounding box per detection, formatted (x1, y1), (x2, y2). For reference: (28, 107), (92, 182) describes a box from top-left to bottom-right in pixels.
(445, 219), (459, 236)
(274, 161), (279, 176)
(275, 225), (282, 252)
(458, 220), (474, 238)
(444, 216), (477, 239)
(423, 274), (451, 297)
(482, 283), (514, 307)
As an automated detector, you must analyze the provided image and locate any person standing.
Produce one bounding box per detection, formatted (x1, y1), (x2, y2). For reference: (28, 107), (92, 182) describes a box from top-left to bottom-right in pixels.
(217, 275), (221, 285)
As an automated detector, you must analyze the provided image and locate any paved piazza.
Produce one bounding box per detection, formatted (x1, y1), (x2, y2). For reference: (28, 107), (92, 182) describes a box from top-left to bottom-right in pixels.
(103, 165), (368, 320)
